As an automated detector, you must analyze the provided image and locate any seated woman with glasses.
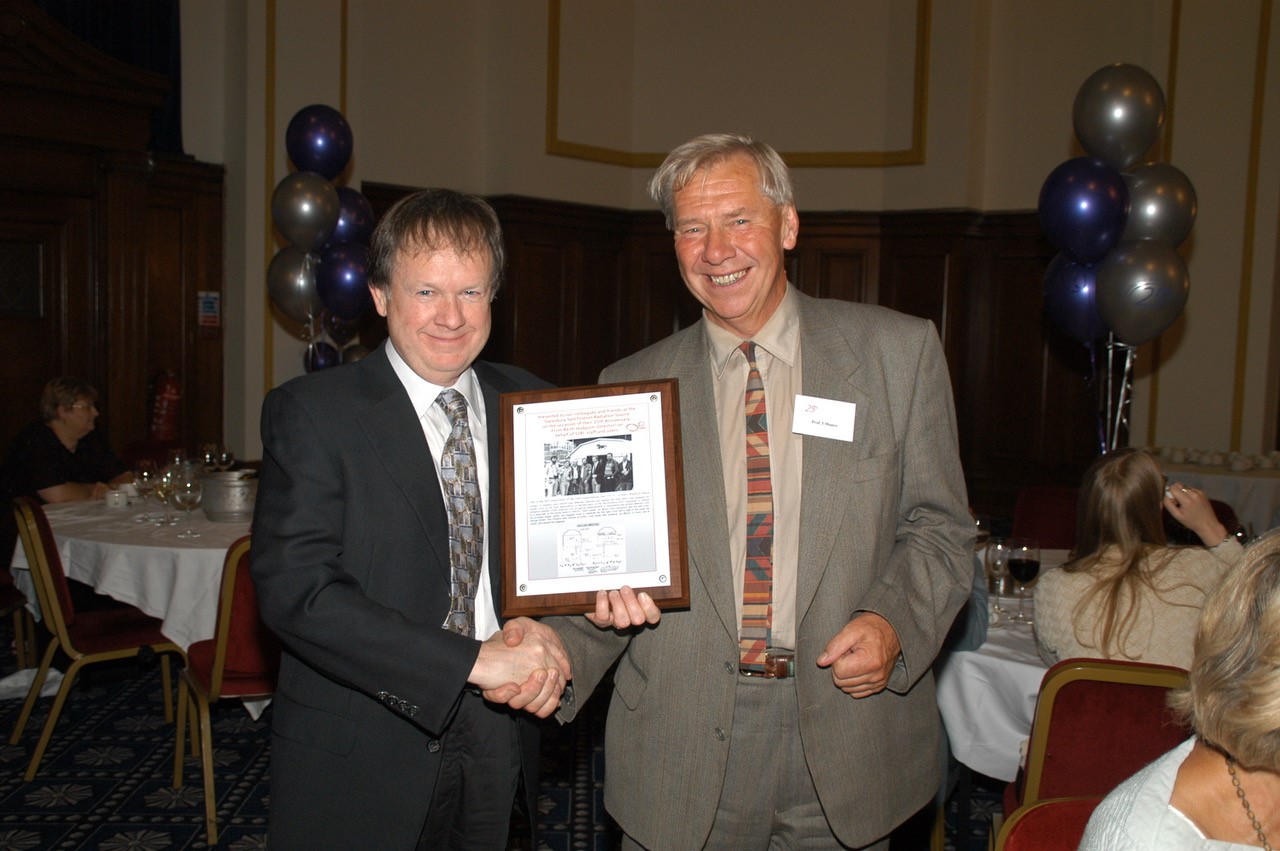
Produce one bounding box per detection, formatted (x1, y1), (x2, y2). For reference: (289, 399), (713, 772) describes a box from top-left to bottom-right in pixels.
(1080, 531), (1280, 848)
(1033, 448), (1242, 670)
(1, 377), (132, 505)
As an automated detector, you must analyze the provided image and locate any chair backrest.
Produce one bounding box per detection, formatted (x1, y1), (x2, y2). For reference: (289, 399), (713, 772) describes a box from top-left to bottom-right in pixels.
(1022, 658), (1190, 805)
(1011, 485), (1079, 550)
(208, 535), (282, 698)
(12, 496), (78, 645)
(996, 796), (1103, 851)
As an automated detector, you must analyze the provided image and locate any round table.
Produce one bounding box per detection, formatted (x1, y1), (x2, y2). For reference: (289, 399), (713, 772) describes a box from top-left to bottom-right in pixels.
(10, 498), (251, 651)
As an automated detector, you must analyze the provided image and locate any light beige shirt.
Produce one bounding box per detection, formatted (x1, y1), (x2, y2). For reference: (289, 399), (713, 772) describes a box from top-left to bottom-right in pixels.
(384, 341), (499, 641)
(705, 285), (803, 651)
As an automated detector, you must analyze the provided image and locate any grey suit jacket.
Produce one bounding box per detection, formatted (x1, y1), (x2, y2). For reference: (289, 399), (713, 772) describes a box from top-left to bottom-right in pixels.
(552, 290), (973, 848)
(251, 344), (549, 850)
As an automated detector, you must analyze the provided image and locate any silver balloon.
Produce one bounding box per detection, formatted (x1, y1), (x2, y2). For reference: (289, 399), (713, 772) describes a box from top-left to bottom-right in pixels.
(341, 343), (371, 363)
(271, 171), (340, 252)
(1072, 64), (1166, 170)
(1096, 240), (1189, 345)
(267, 246), (323, 325)
(1121, 162), (1197, 246)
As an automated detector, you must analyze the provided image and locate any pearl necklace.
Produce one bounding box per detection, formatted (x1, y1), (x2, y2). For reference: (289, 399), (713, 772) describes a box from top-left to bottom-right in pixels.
(1226, 754), (1273, 850)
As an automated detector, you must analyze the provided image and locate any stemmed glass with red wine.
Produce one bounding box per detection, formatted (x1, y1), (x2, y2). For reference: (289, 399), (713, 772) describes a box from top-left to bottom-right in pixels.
(1007, 537), (1040, 625)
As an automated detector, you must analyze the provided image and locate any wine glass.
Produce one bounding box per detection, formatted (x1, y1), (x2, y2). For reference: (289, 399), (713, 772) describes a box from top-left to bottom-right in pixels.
(173, 472), (203, 539)
(215, 447), (235, 472)
(985, 537), (1011, 624)
(167, 447), (188, 470)
(974, 514), (991, 551)
(133, 460), (157, 522)
(1007, 537), (1041, 625)
(200, 443), (220, 475)
(152, 466), (177, 524)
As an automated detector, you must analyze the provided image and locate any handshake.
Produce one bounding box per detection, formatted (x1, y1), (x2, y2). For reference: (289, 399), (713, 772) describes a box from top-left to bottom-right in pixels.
(468, 586), (660, 718)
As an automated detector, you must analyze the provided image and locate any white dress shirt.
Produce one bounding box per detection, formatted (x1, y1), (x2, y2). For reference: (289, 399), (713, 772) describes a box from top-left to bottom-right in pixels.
(384, 342), (499, 640)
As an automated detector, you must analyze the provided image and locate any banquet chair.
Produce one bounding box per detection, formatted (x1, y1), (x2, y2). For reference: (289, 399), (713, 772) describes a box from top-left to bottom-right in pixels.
(9, 496), (184, 780)
(172, 534), (281, 844)
(1003, 658), (1190, 815)
(994, 796), (1103, 851)
(0, 566), (35, 669)
(1010, 485), (1079, 550)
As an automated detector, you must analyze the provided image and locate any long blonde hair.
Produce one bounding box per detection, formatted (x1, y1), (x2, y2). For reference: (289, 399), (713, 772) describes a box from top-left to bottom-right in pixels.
(1064, 448), (1184, 656)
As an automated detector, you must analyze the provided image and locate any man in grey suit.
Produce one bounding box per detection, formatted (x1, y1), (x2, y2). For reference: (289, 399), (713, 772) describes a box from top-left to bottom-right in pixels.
(251, 189), (644, 849)
(544, 134), (974, 848)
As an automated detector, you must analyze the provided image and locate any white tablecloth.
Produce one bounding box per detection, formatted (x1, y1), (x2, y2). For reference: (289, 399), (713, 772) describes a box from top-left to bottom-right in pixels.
(10, 499), (251, 652)
(1161, 463), (1280, 537)
(936, 600), (1048, 782)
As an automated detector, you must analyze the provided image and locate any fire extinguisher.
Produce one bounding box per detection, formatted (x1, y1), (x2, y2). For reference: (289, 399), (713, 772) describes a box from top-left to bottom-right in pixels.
(148, 369), (182, 441)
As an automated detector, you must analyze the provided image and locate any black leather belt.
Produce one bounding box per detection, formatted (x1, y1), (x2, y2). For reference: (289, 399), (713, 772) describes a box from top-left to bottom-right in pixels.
(739, 651), (795, 679)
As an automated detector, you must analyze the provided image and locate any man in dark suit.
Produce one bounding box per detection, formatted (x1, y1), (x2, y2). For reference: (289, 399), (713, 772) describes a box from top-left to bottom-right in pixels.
(251, 189), (641, 850)
(544, 135), (975, 848)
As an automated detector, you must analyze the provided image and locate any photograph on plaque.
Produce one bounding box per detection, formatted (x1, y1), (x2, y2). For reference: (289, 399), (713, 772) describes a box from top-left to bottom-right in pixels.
(500, 380), (688, 617)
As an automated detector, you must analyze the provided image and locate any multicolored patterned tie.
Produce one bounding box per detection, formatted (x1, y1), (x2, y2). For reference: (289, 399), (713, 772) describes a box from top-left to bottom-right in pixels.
(739, 341), (774, 671)
(437, 389), (483, 638)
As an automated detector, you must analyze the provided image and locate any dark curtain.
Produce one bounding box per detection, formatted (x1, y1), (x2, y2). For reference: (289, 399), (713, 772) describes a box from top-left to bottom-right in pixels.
(33, 0), (184, 155)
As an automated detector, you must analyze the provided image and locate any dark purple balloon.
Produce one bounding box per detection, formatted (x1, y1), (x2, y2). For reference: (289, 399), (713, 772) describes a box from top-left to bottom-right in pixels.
(1038, 157), (1129, 263)
(322, 310), (360, 346)
(286, 104), (353, 180)
(316, 242), (373, 320)
(304, 341), (340, 372)
(330, 187), (375, 246)
(1043, 253), (1109, 344)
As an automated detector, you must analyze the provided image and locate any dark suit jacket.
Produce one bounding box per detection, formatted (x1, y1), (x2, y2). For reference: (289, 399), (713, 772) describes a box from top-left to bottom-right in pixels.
(251, 344), (548, 850)
(552, 290), (974, 849)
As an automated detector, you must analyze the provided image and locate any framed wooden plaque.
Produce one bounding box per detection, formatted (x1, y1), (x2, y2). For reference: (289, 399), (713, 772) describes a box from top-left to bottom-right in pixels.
(499, 379), (689, 617)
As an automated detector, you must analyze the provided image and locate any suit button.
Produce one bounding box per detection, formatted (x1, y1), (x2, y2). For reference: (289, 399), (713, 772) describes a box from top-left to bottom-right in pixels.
(724, 661), (734, 674)
(428, 740), (441, 753)
(714, 727), (726, 741)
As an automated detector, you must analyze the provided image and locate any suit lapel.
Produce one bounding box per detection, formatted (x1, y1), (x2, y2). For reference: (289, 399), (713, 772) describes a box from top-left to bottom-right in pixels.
(794, 294), (871, 620)
(357, 348), (452, 582)
(668, 330), (741, 641)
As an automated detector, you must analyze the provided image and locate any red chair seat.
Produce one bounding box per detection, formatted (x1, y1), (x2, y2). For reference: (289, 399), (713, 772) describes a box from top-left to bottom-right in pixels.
(186, 638), (277, 696)
(66, 608), (170, 653)
(996, 796), (1103, 850)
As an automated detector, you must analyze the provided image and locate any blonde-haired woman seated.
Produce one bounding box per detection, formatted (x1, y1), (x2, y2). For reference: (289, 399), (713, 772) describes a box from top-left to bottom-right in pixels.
(1079, 531), (1280, 848)
(1034, 448), (1242, 669)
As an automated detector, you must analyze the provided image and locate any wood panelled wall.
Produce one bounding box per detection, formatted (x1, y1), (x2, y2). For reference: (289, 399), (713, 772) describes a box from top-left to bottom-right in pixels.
(365, 184), (1098, 520)
(0, 0), (224, 461)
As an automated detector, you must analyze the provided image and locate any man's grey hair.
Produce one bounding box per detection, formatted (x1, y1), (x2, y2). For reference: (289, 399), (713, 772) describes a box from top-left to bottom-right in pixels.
(646, 133), (795, 230)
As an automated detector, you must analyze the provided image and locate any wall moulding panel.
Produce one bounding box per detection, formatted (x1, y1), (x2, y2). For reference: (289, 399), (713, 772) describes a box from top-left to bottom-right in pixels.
(545, 0), (931, 168)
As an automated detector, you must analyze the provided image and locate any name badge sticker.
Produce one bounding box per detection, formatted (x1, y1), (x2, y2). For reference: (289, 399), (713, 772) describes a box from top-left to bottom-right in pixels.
(792, 395), (856, 442)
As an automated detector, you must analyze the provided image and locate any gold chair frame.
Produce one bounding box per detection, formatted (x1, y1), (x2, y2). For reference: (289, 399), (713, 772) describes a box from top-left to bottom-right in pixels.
(9, 497), (184, 780)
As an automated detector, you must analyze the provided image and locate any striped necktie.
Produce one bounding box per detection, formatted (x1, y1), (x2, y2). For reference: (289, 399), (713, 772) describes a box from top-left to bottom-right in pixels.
(739, 341), (774, 670)
(437, 389), (483, 638)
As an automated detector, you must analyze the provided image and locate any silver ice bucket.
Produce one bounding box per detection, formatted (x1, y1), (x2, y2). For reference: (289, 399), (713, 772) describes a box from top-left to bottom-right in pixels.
(202, 472), (257, 522)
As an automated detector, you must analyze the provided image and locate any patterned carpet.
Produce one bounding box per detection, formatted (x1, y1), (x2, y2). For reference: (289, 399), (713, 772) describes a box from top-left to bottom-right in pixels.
(0, 626), (997, 850)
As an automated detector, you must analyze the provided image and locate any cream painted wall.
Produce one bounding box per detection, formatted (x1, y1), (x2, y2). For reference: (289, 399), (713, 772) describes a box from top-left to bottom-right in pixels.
(181, 0), (1280, 462)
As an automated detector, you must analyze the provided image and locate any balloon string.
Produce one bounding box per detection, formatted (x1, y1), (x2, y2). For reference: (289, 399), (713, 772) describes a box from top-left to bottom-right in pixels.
(1102, 339), (1135, 452)
(1090, 340), (1107, 456)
